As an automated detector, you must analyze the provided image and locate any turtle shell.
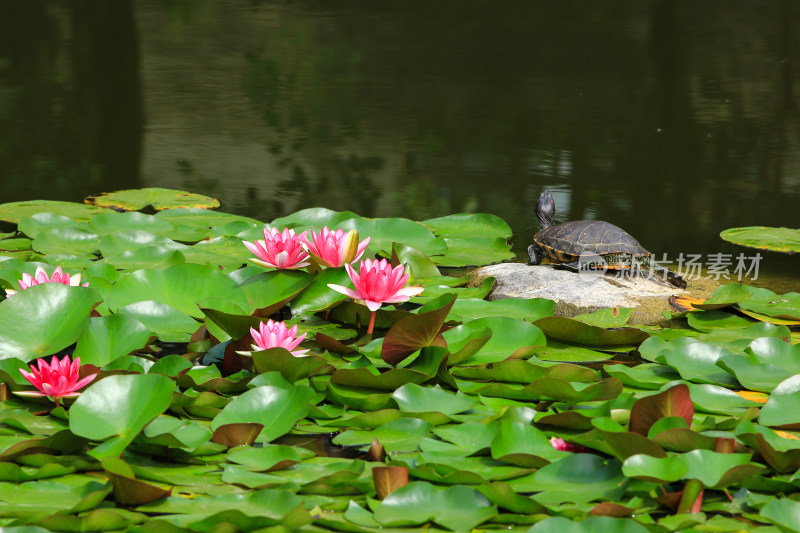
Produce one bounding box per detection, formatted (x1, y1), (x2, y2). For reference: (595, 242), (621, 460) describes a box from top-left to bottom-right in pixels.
(534, 220), (649, 263)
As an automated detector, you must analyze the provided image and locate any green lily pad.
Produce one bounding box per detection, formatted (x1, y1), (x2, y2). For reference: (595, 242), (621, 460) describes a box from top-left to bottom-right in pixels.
(693, 283), (753, 310)
(117, 301), (200, 343)
(422, 213), (512, 239)
(85, 188), (220, 211)
(512, 454), (628, 504)
(372, 481), (497, 531)
(527, 516), (651, 533)
(760, 375), (800, 428)
(69, 373), (176, 459)
(89, 211), (175, 236)
(720, 226), (800, 253)
(0, 200), (102, 223)
(72, 314), (153, 367)
(289, 267), (351, 314)
(392, 383), (477, 416)
(434, 237), (515, 267)
(107, 263), (250, 318)
(31, 226), (100, 256)
(342, 217), (447, 258)
(0, 283), (102, 361)
(333, 417), (431, 452)
(622, 453), (688, 483)
(738, 287), (800, 321)
(643, 337), (740, 387)
(573, 307), (633, 328)
(446, 297), (554, 323)
(490, 421), (567, 467)
(442, 317), (545, 364)
(211, 385), (314, 443)
(101, 245), (187, 271)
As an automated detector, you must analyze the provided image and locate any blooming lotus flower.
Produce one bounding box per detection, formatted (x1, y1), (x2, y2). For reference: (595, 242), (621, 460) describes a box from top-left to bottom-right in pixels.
(243, 227), (310, 270)
(242, 319), (309, 357)
(328, 258), (424, 334)
(550, 437), (590, 453)
(302, 227), (370, 268)
(5, 266), (89, 297)
(18, 355), (96, 408)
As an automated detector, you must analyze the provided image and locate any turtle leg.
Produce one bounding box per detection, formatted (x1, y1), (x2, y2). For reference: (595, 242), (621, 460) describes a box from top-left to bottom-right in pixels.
(554, 260), (581, 272)
(642, 258), (688, 289)
(527, 244), (544, 265)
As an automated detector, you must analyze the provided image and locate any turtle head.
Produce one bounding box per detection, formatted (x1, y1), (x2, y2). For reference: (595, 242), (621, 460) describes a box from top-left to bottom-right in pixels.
(536, 190), (555, 229)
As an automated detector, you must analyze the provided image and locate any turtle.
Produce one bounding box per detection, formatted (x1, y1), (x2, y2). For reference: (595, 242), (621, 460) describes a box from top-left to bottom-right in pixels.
(527, 190), (687, 289)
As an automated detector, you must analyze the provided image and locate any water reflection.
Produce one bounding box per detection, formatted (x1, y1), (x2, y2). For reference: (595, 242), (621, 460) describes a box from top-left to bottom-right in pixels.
(0, 1), (797, 286)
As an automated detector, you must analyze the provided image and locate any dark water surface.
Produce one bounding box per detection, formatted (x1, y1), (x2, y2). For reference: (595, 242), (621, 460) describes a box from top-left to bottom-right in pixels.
(1, 1), (798, 289)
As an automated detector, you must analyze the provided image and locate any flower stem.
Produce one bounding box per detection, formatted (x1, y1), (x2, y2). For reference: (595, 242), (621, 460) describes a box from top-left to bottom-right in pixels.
(367, 311), (377, 335)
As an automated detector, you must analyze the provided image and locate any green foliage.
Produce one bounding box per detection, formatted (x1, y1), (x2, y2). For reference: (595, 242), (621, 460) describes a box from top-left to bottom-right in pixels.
(0, 189), (797, 530)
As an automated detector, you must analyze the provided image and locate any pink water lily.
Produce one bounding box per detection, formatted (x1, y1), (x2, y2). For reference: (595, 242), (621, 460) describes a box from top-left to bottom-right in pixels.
(302, 227), (370, 268)
(18, 355), (96, 408)
(243, 319), (309, 357)
(550, 437), (590, 453)
(5, 266), (89, 297)
(328, 258), (424, 334)
(243, 227), (310, 270)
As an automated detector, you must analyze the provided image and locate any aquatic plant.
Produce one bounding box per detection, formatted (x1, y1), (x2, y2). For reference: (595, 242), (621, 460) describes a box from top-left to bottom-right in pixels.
(5, 265), (88, 296)
(243, 226), (311, 269)
(0, 188), (795, 531)
(245, 319), (309, 357)
(328, 258), (424, 333)
(17, 355), (96, 407)
(303, 226), (370, 268)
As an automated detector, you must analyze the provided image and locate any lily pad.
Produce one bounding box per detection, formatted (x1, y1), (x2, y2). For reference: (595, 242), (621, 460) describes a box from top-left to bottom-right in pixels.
(85, 188), (220, 211)
(720, 226), (800, 253)
(0, 200), (102, 223)
(0, 283), (102, 361)
(69, 373), (176, 459)
(372, 481), (497, 531)
(534, 317), (649, 346)
(211, 385), (314, 443)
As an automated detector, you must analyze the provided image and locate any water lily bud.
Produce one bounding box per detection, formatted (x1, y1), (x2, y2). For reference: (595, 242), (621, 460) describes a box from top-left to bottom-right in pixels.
(338, 229), (361, 265)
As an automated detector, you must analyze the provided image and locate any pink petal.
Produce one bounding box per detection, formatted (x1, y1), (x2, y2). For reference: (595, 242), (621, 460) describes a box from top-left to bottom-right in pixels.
(328, 283), (360, 300)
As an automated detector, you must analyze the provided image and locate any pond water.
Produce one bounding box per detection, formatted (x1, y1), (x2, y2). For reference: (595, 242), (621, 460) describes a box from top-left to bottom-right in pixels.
(1, 1), (798, 290)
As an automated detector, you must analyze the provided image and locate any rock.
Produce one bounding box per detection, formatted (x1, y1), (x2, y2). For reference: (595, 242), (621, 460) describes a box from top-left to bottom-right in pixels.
(469, 263), (719, 325)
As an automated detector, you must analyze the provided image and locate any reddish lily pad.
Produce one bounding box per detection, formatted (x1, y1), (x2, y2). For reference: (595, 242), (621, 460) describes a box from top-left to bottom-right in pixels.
(629, 384), (694, 436)
(533, 316), (649, 346)
(382, 293), (454, 366)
